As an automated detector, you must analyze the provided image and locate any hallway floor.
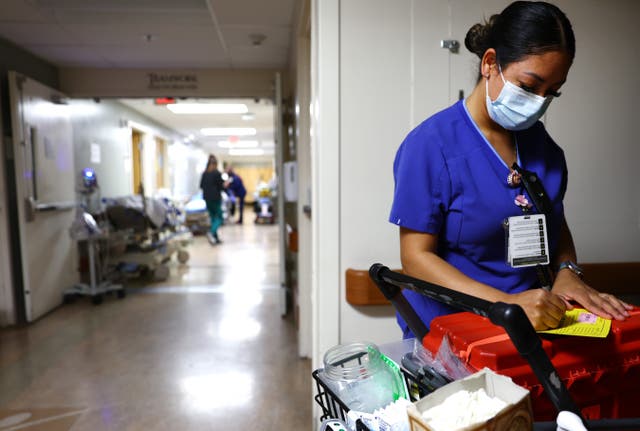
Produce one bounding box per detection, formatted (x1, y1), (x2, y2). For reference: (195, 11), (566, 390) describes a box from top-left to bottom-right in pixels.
(0, 219), (312, 430)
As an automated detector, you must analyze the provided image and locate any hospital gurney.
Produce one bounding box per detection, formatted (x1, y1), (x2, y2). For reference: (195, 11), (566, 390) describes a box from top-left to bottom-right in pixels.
(103, 195), (192, 282)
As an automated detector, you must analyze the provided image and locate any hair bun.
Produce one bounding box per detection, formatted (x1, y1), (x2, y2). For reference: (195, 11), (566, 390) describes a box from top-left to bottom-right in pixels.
(464, 14), (498, 58)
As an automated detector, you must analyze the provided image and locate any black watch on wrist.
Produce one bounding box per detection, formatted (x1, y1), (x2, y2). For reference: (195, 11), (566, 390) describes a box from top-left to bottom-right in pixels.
(557, 260), (584, 279)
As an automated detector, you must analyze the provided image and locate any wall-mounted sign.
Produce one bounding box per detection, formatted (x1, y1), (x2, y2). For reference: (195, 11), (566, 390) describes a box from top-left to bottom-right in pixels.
(60, 68), (277, 98)
(147, 73), (198, 91)
(43, 136), (55, 160)
(90, 142), (101, 164)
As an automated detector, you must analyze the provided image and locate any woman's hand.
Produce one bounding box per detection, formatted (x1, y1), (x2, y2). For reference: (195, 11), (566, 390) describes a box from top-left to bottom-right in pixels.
(509, 289), (568, 330)
(552, 270), (633, 321)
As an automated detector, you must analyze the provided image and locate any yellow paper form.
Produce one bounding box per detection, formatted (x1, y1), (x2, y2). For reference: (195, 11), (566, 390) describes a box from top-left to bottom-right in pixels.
(538, 308), (611, 338)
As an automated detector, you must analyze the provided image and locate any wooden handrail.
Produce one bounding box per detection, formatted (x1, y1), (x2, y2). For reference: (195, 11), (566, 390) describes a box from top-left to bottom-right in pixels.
(345, 267), (398, 305)
(345, 263), (640, 306)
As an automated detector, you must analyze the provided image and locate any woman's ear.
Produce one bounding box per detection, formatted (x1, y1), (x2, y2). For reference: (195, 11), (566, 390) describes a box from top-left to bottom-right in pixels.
(481, 48), (497, 79)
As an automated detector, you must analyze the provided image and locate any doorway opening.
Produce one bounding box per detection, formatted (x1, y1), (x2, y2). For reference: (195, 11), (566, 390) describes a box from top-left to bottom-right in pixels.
(118, 97), (277, 206)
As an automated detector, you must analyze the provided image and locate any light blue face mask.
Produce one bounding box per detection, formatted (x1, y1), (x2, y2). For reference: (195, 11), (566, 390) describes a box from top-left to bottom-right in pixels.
(485, 66), (553, 131)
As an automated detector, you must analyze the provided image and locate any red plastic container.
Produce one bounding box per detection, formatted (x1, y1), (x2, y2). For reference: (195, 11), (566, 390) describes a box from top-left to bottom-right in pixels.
(422, 310), (640, 421)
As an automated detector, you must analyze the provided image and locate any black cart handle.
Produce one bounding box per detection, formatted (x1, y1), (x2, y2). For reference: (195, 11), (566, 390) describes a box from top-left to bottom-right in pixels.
(369, 263), (583, 421)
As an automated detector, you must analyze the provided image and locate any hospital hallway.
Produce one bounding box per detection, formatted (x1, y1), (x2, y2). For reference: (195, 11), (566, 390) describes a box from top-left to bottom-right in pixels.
(0, 217), (312, 430)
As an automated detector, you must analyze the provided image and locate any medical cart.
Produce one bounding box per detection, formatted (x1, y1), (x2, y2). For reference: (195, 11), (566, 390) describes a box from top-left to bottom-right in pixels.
(312, 264), (640, 431)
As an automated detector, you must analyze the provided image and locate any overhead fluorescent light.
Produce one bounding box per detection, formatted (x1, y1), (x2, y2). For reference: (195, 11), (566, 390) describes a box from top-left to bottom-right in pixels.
(229, 148), (265, 156)
(241, 113), (255, 121)
(218, 140), (259, 148)
(201, 127), (256, 136)
(167, 103), (248, 114)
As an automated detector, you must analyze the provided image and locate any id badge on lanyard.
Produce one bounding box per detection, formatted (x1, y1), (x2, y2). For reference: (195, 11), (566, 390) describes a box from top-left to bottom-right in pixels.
(505, 214), (550, 267)
(504, 163), (552, 269)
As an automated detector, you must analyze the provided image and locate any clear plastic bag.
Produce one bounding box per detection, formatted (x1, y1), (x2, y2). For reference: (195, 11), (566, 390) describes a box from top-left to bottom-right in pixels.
(410, 336), (472, 382)
(434, 335), (473, 381)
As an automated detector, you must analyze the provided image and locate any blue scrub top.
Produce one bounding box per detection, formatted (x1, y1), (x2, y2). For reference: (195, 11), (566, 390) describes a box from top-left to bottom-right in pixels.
(389, 100), (567, 338)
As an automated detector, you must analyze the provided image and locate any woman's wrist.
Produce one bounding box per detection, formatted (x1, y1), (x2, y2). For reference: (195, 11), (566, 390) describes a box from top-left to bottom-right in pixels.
(556, 260), (584, 279)
(553, 266), (583, 291)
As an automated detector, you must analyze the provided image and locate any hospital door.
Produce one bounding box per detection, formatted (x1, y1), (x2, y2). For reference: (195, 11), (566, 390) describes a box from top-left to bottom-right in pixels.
(8, 71), (78, 322)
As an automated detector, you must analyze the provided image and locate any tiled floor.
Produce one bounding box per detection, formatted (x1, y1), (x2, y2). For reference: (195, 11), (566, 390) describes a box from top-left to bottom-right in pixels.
(0, 216), (312, 430)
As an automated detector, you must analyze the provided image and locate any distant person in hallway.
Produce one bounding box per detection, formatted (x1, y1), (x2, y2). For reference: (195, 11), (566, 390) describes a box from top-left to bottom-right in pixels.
(389, 1), (631, 338)
(200, 155), (224, 244)
(223, 162), (247, 224)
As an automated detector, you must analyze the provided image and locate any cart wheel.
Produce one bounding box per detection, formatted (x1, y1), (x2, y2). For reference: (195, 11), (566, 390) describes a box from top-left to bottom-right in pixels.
(177, 250), (190, 264)
(92, 294), (104, 305)
(153, 265), (170, 282)
(116, 289), (126, 299)
(63, 293), (76, 304)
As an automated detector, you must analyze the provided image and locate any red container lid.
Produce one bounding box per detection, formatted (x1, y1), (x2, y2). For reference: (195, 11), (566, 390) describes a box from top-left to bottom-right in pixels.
(423, 310), (640, 385)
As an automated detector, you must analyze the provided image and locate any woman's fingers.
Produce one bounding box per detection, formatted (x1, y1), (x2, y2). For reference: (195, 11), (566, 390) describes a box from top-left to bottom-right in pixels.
(567, 287), (631, 320)
(596, 293), (630, 320)
(515, 289), (566, 330)
(537, 290), (567, 327)
(552, 275), (635, 321)
(576, 293), (613, 319)
(522, 282), (635, 330)
(558, 294), (574, 310)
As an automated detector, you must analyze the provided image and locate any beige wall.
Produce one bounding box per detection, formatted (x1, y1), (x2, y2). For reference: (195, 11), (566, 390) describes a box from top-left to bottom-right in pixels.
(294, 1), (313, 359)
(0, 120), (15, 326)
(312, 0), (640, 369)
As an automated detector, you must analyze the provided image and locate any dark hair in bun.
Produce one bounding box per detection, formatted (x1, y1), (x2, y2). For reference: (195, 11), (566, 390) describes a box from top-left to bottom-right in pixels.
(465, 1), (575, 71)
(464, 14), (500, 59)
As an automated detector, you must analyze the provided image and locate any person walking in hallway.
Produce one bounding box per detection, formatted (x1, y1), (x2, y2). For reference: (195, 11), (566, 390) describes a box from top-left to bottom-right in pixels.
(200, 154), (224, 244)
(224, 162), (247, 223)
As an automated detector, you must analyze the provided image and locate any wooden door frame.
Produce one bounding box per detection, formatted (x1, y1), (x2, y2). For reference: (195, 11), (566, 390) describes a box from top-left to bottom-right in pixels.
(131, 129), (142, 194)
(155, 136), (167, 189)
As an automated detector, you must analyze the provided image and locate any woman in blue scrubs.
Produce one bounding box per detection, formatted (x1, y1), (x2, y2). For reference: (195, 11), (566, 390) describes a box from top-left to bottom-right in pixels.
(389, 1), (631, 338)
(200, 155), (224, 245)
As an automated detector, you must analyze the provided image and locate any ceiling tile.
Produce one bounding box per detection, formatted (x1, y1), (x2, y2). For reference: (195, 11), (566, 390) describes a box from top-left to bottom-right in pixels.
(34, 0), (207, 12)
(0, 0), (52, 22)
(86, 47), (229, 69)
(0, 22), (76, 45)
(0, 0), (297, 69)
(25, 44), (112, 67)
(209, 0), (296, 27)
(61, 23), (223, 48)
(229, 46), (289, 68)
(221, 25), (290, 49)
(50, 9), (212, 26)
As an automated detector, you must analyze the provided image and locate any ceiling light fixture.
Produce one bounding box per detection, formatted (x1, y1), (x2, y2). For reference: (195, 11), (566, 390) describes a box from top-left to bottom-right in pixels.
(218, 140), (259, 148)
(241, 113), (255, 121)
(167, 103), (248, 114)
(201, 127), (256, 136)
(229, 148), (265, 156)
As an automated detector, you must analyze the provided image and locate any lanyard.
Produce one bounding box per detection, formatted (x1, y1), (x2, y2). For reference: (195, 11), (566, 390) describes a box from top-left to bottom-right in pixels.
(510, 162), (554, 290)
(511, 162), (553, 220)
